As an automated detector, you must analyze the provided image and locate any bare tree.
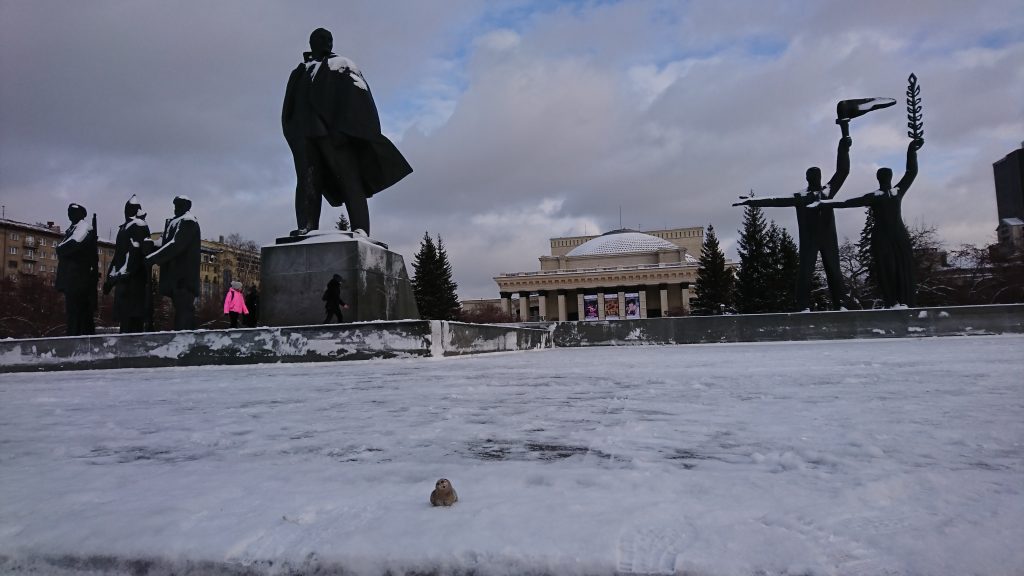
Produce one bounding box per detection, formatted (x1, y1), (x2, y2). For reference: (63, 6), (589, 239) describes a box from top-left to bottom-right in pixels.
(219, 232), (261, 288)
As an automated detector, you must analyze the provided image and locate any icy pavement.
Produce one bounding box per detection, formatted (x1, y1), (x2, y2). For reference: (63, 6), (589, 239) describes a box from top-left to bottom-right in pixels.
(1, 336), (1022, 576)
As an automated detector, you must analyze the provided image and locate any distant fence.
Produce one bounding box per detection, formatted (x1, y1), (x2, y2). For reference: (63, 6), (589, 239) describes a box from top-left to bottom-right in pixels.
(529, 304), (1024, 347)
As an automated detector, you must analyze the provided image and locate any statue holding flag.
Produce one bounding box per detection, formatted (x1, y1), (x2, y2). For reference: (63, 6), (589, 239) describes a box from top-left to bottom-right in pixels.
(818, 74), (925, 308)
(733, 95), (896, 311)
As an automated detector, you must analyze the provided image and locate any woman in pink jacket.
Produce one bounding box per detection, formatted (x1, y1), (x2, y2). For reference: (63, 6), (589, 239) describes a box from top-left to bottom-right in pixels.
(223, 281), (249, 328)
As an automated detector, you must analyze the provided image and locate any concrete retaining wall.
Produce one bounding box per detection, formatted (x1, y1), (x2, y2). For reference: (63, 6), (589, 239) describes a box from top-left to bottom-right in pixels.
(541, 304), (1024, 347)
(4, 305), (1020, 373)
(0, 321), (550, 373)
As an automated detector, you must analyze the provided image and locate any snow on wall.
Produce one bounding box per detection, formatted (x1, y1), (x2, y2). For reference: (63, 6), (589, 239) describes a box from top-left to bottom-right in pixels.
(2, 305), (1018, 372)
(0, 321), (550, 372)
(546, 304), (1024, 347)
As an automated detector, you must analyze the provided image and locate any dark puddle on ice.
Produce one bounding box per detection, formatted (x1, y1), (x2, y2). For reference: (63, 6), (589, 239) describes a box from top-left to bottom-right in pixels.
(237, 399), (305, 409)
(82, 446), (207, 464)
(464, 439), (614, 462)
(3, 553), (402, 576)
(664, 448), (717, 470)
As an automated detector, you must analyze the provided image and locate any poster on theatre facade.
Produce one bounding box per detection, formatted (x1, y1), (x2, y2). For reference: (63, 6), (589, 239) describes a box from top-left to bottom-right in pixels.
(604, 294), (620, 320)
(583, 294), (599, 321)
(625, 293), (640, 319)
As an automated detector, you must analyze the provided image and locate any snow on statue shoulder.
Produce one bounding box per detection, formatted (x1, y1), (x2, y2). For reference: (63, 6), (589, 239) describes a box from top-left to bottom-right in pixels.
(326, 56), (367, 90)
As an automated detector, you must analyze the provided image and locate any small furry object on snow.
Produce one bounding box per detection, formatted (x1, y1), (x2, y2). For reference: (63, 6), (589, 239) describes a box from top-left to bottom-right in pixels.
(430, 478), (458, 506)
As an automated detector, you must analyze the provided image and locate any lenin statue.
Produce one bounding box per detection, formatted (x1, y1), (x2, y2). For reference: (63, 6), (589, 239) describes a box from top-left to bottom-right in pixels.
(146, 196), (201, 330)
(55, 203), (99, 336)
(282, 27), (412, 237)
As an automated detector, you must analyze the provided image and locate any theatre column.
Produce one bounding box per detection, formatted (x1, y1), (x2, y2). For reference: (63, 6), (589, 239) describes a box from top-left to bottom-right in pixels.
(680, 284), (691, 314)
(577, 293), (585, 320)
(500, 292), (512, 318)
(597, 291), (606, 320)
(638, 289), (648, 319)
(518, 293), (530, 322)
(557, 290), (567, 321)
(538, 292), (548, 320)
(659, 284), (669, 315)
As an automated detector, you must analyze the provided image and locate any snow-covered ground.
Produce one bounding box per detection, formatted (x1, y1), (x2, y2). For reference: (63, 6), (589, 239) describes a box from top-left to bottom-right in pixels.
(1, 336), (1022, 576)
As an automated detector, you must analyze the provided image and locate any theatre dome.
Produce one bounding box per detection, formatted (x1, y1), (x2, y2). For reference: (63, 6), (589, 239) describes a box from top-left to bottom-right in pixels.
(567, 229), (678, 257)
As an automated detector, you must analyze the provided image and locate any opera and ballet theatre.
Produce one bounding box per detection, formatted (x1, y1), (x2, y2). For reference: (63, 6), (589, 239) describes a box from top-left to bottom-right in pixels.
(489, 227), (716, 321)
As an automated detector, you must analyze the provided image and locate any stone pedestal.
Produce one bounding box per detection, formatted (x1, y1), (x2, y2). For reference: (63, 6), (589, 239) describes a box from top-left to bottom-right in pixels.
(261, 231), (419, 326)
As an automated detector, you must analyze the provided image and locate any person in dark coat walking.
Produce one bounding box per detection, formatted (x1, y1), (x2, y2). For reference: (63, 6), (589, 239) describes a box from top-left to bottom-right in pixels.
(146, 196), (201, 330)
(323, 274), (348, 324)
(103, 196), (151, 333)
(734, 135), (853, 310)
(282, 27), (412, 237)
(55, 203), (98, 336)
(819, 138), (924, 308)
(243, 286), (260, 327)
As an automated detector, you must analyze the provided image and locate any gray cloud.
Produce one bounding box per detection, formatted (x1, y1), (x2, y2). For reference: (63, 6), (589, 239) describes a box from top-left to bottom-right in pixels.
(2, 0), (1021, 298)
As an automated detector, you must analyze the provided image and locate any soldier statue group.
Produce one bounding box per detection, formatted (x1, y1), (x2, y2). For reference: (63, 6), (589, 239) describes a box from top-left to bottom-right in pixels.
(56, 195), (201, 335)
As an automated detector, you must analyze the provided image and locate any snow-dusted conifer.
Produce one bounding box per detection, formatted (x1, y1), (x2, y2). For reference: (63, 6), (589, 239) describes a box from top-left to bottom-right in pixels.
(692, 224), (734, 312)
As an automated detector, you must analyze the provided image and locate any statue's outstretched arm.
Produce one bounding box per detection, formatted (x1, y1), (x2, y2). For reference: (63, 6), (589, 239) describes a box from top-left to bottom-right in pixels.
(825, 136), (852, 199)
(147, 221), (194, 265)
(817, 192), (875, 209)
(734, 195), (800, 208)
(895, 138), (923, 197)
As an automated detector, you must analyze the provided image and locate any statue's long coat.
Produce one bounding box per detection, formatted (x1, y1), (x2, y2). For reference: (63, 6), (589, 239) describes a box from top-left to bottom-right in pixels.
(282, 54), (412, 207)
(55, 218), (98, 296)
(148, 213), (201, 297)
(107, 217), (150, 321)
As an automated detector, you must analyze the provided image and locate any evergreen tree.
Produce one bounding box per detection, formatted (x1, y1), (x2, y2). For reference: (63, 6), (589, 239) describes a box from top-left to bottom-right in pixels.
(411, 232), (461, 320)
(856, 208), (879, 307)
(765, 222), (799, 312)
(779, 227), (800, 311)
(809, 261), (831, 310)
(434, 235), (461, 320)
(335, 213), (350, 231)
(735, 205), (773, 313)
(692, 224), (734, 312)
(411, 232), (439, 318)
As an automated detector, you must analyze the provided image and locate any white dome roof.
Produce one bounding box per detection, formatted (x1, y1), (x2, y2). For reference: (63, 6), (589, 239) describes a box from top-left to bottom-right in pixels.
(567, 230), (678, 257)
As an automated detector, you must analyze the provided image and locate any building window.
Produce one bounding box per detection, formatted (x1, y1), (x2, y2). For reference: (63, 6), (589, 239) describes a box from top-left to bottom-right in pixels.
(9, 232), (18, 240)
(24, 262), (34, 273)
(7, 260), (16, 269)
(8, 247), (16, 255)
(25, 235), (34, 243)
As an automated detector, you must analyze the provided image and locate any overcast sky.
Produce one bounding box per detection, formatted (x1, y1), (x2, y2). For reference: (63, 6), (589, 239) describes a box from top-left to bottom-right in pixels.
(1, 0), (1022, 298)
